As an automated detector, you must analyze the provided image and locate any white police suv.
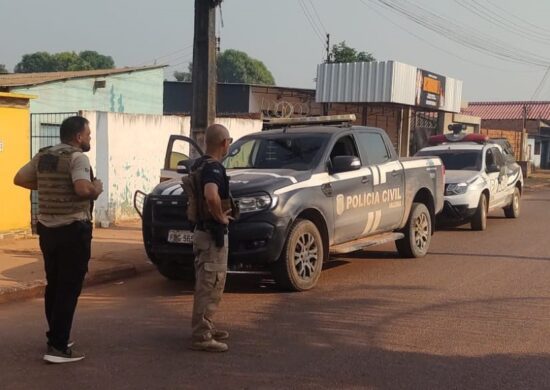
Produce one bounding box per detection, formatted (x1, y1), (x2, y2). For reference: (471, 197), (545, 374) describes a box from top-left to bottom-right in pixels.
(416, 130), (523, 231)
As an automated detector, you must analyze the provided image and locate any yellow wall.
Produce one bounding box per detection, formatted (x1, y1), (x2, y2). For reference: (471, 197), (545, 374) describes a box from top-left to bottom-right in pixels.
(0, 100), (31, 232)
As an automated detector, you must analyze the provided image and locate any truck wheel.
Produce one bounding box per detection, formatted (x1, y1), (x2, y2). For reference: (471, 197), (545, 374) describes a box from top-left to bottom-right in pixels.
(272, 219), (324, 291)
(471, 194), (488, 231)
(158, 260), (195, 281)
(396, 202), (432, 258)
(504, 187), (520, 219)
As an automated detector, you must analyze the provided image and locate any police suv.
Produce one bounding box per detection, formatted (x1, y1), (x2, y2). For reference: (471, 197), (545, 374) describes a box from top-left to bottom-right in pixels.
(416, 129), (523, 230)
(135, 116), (445, 291)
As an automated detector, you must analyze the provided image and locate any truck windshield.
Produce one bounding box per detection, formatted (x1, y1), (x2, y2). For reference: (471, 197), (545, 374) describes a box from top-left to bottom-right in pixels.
(417, 149), (482, 171)
(223, 134), (328, 171)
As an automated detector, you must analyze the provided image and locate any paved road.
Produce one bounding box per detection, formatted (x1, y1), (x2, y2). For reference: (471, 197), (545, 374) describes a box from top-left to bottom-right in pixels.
(1, 188), (549, 389)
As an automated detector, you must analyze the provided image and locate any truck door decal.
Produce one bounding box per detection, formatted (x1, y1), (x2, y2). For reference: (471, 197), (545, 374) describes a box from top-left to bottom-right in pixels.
(362, 210), (382, 235)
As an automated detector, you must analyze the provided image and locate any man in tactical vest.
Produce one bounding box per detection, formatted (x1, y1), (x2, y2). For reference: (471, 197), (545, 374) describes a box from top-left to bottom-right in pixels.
(14, 116), (103, 364)
(189, 124), (235, 352)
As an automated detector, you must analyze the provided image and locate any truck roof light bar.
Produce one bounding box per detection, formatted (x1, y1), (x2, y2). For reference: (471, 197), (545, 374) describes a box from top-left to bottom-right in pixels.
(263, 114), (356, 129)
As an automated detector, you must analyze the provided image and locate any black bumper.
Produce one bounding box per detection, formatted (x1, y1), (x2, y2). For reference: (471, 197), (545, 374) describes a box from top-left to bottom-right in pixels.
(440, 201), (477, 220)
(146, 196), (289, 267)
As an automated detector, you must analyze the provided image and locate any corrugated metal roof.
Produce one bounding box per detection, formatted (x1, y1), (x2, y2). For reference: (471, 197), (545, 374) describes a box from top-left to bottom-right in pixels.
(464, 101), (550, 120)
(0, 65), (165, 88)
(315, 60), (462, 113)
(316, 61), (394, 103)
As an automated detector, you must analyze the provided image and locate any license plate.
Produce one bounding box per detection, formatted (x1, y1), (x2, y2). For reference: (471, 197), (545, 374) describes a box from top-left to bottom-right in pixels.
(167, 230), (193, 244)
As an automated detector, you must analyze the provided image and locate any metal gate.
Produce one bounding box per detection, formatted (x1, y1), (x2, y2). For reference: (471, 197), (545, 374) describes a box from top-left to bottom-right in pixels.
(30, 112), (78, 230)
(409, 110), (439, 156)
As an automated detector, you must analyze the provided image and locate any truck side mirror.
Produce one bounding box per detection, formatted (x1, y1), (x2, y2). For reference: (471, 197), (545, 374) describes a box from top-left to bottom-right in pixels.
(331, 156), (361, 174)
(486, 164), (500, 174)
(177, 160), (191, 174)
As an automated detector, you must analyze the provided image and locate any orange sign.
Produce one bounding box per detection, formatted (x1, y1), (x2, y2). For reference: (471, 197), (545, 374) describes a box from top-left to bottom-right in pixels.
(423, 77), (441, 95)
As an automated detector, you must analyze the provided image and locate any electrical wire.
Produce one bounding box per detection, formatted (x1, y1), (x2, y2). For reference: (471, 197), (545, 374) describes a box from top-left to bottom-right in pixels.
(306, 0), (327, 35)
(369, 0), (550, 67)
(298, 0), (325, 44)
(531, 66), (550, 100)
(358, 0), (536, 73)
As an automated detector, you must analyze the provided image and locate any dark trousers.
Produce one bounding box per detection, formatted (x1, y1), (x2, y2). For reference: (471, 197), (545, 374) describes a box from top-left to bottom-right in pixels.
(37, 221), (92, 351)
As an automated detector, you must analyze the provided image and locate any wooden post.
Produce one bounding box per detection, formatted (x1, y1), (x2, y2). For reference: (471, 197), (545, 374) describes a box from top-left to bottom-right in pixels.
(191, 0), (218, 153)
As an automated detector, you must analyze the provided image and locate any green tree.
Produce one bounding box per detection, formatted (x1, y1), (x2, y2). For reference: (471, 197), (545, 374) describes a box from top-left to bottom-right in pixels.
(217, 49), (275, 85)
(14, 51), (115, 73)
(0, 64), (8, 73)
(79, 51), (115, 69)
(174, 62), (193, 82)
(174, 50), (275, 85)
(14, 52), (55, 73)
(330, 41), (375, 63)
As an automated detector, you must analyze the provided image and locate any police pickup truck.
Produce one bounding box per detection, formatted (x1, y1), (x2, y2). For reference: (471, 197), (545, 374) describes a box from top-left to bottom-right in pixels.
(135, 116), (444, 291)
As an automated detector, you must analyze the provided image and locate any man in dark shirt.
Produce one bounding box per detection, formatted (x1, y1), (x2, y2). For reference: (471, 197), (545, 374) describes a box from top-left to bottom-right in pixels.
(190, 124), (234, 352)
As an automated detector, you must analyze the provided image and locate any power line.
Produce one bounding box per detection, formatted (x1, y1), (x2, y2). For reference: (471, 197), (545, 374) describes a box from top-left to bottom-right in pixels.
(531, 66), (550, 100)
(298, 0), (325, 44)
(369, 0), (550, 68)
(306, 0), (327, 35)
(138, 44), (193, 66)
(456, 0), (550, 45)
(358, 0), (536, 73)
(485, 0), (550, 35)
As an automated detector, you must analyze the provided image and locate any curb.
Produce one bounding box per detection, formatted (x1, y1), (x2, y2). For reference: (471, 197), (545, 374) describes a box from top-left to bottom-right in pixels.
(0, 262), (155, 305)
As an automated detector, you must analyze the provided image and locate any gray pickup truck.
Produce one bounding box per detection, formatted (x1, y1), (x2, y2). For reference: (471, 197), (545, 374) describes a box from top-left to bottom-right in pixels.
(135, 120), (444, 291)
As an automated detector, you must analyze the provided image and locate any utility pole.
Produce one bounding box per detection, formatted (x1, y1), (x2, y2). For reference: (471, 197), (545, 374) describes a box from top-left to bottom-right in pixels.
(191, 0), (220, 152)
(325, 33), (331, 63)
(521, 104), (528, 161)
(323, 33), (331, 115)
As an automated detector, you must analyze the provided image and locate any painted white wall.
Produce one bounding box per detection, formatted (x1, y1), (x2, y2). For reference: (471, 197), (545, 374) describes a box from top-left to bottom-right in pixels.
(528, 138), (541, 168)
(81, 111), (262, 223)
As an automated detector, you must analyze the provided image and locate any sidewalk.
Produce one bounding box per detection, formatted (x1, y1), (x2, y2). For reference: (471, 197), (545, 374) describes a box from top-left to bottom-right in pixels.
(525, 169), (550, 190)
(0, 220), (154, 304)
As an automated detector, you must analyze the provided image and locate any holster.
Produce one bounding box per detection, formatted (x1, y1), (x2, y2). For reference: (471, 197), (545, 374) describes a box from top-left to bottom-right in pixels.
(221, 197), (240, 220)
(205, 221), (227, 248)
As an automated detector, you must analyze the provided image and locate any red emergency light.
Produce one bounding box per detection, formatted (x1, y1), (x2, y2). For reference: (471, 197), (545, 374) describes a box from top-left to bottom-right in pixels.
(428, 133), (488, 146)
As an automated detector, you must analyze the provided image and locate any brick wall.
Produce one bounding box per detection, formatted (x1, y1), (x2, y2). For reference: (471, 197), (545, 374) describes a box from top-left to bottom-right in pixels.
(327, 103), (401, 149)
(480, 128), (522, 160)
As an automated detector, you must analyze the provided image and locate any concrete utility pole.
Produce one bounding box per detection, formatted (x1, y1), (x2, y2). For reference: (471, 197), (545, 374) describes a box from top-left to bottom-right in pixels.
(521, 104), (528, 161)
(191, 0), (220, 152)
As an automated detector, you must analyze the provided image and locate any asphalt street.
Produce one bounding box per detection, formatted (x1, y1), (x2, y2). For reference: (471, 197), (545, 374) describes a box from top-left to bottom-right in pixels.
(1, 188), (549, 389)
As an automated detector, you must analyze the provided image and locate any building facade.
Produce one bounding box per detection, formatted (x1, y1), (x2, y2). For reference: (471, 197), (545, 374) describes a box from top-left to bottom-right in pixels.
(0, 93), (35, 234)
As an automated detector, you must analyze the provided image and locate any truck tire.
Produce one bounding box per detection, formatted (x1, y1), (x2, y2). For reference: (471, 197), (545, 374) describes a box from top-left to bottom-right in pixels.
(504, 187), (520, 219)
(272, 219), (324, 291)
(471, 194), (488, 231)
(396, 202), (432, 258)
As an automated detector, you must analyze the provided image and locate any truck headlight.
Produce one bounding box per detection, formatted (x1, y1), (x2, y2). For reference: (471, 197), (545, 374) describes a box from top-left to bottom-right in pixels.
(445, 182), (468, 196)
(236, 194), (276, 213)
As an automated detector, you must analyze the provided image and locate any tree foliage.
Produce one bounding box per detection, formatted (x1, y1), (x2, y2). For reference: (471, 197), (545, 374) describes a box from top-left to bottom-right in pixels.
(174, 49), (275, 85)
(0, 64), (8, 74)
(174, 62), (193, 82)
(330, 41), (375, 63)
(217, 49), (275, 85)
(14, 51), (115, 73)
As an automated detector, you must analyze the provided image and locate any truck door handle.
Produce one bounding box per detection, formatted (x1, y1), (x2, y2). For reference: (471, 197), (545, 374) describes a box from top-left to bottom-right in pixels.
(361, 176), (369, 184)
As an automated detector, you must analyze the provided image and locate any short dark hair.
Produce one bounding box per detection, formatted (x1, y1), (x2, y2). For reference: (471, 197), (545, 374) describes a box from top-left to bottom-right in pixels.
(60, 116), (89, 143)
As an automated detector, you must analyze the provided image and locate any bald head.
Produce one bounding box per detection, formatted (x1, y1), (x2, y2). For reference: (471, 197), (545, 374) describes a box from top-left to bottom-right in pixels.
(205, 124), (230, 148)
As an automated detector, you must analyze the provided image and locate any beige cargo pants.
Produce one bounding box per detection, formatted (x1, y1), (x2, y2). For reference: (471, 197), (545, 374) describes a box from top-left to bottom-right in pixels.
(191, 229), (228, 341)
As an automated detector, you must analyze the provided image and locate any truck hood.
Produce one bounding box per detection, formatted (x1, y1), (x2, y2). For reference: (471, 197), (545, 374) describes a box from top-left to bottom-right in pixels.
(149, 169), (312, 197)
(445, 170), (480, 184)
